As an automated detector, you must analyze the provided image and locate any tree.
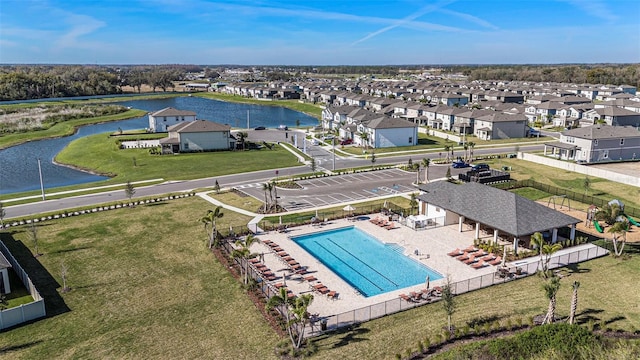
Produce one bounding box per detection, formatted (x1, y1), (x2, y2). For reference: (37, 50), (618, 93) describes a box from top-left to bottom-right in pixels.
(61, 261), (70, 292)
(530, 232), (562, 277)
(261, 182), (272, 213)
(124, 181), (136, 202)
(310, 157), (316, 173)
(213, 180), (221, 194)
(595, 203), (622, 226)
(236, 131), (248, 151)
(266, 288), (314, 350)
(29, 223), (41, 257)
(271, 180), (279, 212)
(409, 193), (418, 215)
(441, 276), (456, 332)
(443, 145), (451, 162)
(568, 281), (580, 325)
(608, 220), (629, 256)
(360, 131), (369, 149)
(422, 158), (431, 183)
(462, 143), (469, 162)
(200, 206), (224, 248)
(583, 176), (591, 195)
(231, 234), (258, 284)
(541, 276), (561, 325)
(0, 202), (5, 229)
(468, 142), (476, 160)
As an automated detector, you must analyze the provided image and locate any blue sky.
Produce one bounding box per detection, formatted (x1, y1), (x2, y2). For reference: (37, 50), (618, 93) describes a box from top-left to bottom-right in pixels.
(1, 0), (639, 65)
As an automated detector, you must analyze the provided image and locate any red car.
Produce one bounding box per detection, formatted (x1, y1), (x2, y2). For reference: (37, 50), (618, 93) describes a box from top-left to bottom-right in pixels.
(340, 139), (353, 145)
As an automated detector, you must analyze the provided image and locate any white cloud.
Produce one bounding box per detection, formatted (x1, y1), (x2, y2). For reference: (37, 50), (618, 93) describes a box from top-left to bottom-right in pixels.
(560, 0), (618, 22)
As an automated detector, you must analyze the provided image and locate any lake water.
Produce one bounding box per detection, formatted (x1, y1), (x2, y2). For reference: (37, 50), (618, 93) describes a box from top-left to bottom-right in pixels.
(0, 96), (318, 195)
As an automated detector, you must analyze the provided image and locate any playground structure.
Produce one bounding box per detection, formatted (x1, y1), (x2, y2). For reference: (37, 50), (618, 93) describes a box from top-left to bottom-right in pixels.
(547, 195), (571, 210)
(586, 200), (639, 234)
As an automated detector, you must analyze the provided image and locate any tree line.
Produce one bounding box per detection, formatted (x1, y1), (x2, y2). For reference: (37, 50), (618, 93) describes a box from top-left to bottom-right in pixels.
(0, 65), (200, 101)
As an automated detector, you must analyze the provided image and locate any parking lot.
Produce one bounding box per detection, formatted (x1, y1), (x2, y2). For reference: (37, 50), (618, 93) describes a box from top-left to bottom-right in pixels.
(235, 168), (417, 211)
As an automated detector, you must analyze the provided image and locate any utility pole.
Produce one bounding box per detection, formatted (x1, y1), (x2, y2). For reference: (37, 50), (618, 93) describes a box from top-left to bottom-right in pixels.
(332, 138), (336, 171)
(246, 110), (249, 129)
(37, 158), (46, 201)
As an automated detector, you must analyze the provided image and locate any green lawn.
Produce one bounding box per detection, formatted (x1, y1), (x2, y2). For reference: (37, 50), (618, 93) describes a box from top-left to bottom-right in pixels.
(54, 133), (301, 184)
(0, 197), (277, 359)
(1, 192), (639, 359)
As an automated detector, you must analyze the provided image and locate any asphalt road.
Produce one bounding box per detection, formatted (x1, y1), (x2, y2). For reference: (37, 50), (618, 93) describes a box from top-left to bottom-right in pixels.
(4, 129), (545, 219)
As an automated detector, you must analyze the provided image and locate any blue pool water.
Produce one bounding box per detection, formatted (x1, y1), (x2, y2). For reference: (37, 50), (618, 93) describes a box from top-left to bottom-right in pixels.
(292, 227), (443, 297)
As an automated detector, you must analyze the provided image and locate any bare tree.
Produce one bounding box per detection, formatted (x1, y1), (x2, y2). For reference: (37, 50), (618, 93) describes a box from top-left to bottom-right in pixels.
(213, 180), (221, 194)
(61, 261), (71, 292)
(29, 223), (41, 257)
(442, 276), (456, 332)
(125, 181), (136, 203)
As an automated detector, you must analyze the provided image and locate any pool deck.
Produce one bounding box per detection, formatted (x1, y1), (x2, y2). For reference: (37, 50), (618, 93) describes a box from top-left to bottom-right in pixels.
(249, 214), (500, 317)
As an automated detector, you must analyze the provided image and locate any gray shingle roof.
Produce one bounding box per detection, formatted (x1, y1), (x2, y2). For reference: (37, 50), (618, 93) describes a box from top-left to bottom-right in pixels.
(417, 181), (580, 237)
(150, 107), (196, 117)
(0, 251), (11, 269)
(562, 124), (640, 139)
(167, 120), (230, 133)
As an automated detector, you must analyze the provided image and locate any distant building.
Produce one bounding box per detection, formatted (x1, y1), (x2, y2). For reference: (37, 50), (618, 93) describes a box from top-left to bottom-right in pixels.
(159, 120), (234, 154)
(148, 107), (197, 132)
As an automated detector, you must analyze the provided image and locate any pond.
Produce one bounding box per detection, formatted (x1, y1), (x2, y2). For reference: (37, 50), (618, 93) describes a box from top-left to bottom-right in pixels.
(0, 96), (318, 195)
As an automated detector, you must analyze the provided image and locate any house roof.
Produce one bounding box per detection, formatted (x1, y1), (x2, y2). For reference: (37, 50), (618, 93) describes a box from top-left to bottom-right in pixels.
(417, 181), (580, 237)
(150, 107), (197, 117)
(476, 113), (527, 123)
(365, 116), (417, 129)
(562, 124), (640, 140)
(167, 120), (230, 133)
(0, 251), (12, 269)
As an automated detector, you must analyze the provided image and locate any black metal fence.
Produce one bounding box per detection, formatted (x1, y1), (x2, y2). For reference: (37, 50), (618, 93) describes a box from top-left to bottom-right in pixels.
(491, 179), (640, 218)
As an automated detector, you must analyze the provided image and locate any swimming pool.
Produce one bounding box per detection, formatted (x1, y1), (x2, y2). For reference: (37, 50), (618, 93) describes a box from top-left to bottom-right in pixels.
(291, 226), (443, 297)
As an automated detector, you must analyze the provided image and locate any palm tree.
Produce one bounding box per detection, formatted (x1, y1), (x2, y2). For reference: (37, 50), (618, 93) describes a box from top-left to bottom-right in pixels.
(595, 203), (622, 226)
(443, 145), (451, 162)
(261, 182), (271, 212)
(290, 294), (314, 349)
(541, 276), (561, 325)
(266, 287), (296, 346)
(267, 289), (314, 349)
(231, 234), (258, 284)
(608, 220), (629, 256)
(568, 281), (580, 325)
(468, 141), (476, 161)
(360, 131), (369, 149)
(462, 143), (469, 162)
(200, 206), (224, 248)
(422, 158), (431, 183)
(530, 232), (562, 277)
(409, 193), (418, 215)
(271, 180), (279, 212)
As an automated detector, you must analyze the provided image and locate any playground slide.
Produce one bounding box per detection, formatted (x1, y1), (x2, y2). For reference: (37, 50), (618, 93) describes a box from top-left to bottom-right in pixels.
(593, 220), (604, 233)
(626, 214), (640, 227)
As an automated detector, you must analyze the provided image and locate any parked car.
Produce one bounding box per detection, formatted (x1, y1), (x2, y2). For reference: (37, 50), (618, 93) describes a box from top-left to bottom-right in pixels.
(471, 163), (490, 172)
(278, 125), (288, 131)
(451, 161), (469, 168)
(340, 138), (353, 145)
(322, 135), (334, 141)
(254, 126), (266, 130)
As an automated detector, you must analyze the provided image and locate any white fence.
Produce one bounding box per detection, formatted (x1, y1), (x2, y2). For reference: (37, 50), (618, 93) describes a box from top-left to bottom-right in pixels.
(0, 241), (46, 330)
(519, 153), (640, 187)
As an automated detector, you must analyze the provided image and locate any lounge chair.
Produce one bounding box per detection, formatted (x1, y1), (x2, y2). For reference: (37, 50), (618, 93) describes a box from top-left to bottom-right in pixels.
(384, 222), (396, 230)
(369, 217), (382, 224)
(488, 256), (502, 266)
(464, 245), (478, 253)
(463, 255), (478, 265)
(303, 275), (317, 282)
(317, 287), (329, 295)
(447, 248), (462, 257)
(399, 293), (413, 302)
(327, 290), (338, 300)
(276, 251), (288, 257)
(481, 253), (496, 261)
(272, 246), (283, 252)
(254, 263), (267, 270)
(472, 259), (486, 269)
(290, 264), (302, 271)
(268, 242), (279, 248)
(287, 259), (299, 265)
(295, 268), (309, 275)
(274, 282), (285, 289)
(456, 252), (470, 261)
(249, 258), (261, 264)
(282, 256), (294, 262)
(312, 283), (326, 290)
(261, 239), (273, 245)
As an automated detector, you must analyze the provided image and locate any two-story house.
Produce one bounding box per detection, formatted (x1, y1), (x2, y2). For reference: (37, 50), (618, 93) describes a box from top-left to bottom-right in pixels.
(148, 107), (197, 132)
(545, 125), (640, 163)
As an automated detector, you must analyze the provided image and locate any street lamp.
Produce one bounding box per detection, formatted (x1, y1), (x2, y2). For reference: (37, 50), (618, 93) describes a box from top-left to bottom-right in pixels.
(37, 158), (46, 201)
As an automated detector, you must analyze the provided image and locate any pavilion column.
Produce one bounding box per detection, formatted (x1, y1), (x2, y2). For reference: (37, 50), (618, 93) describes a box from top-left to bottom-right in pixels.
(552, 228), (558, 243)
(570, 224), (576, 240)
(0, 269), (9, 294)
(513, 237), (519, 255)
(458, 216), (464, 233)
(544, 144), (548, 156)
(493, 229), (499, 245)
(475, 222), (480, 239)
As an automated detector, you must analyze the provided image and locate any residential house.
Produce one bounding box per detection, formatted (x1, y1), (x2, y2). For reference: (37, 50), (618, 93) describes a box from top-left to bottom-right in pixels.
(148, 107), (197, 132)
(474, 113), (528, 140)
(581, 107), (640, 127)
(545, 124), (640, 163)
(357, 116), (418, 148)
(159, 120), (234, 154)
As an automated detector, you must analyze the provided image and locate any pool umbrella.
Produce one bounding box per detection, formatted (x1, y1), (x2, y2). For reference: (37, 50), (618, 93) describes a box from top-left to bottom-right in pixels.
(279, 216), (282, 225)
(425, 275), (430, 290)
(343, 204), (355, 217)
(501, 246), (507, 267)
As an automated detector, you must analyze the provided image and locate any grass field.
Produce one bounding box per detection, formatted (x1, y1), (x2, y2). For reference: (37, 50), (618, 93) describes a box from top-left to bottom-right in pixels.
(0, 197), (278, 360)
(54, 133), (301, 183)
(1, 193), (639, 359)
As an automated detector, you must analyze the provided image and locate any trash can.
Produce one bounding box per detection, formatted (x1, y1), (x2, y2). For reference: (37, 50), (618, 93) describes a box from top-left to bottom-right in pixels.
(320, 319), (327, 331)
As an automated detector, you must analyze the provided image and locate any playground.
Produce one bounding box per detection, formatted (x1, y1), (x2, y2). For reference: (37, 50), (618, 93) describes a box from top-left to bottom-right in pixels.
(540, 197), (640, 242)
